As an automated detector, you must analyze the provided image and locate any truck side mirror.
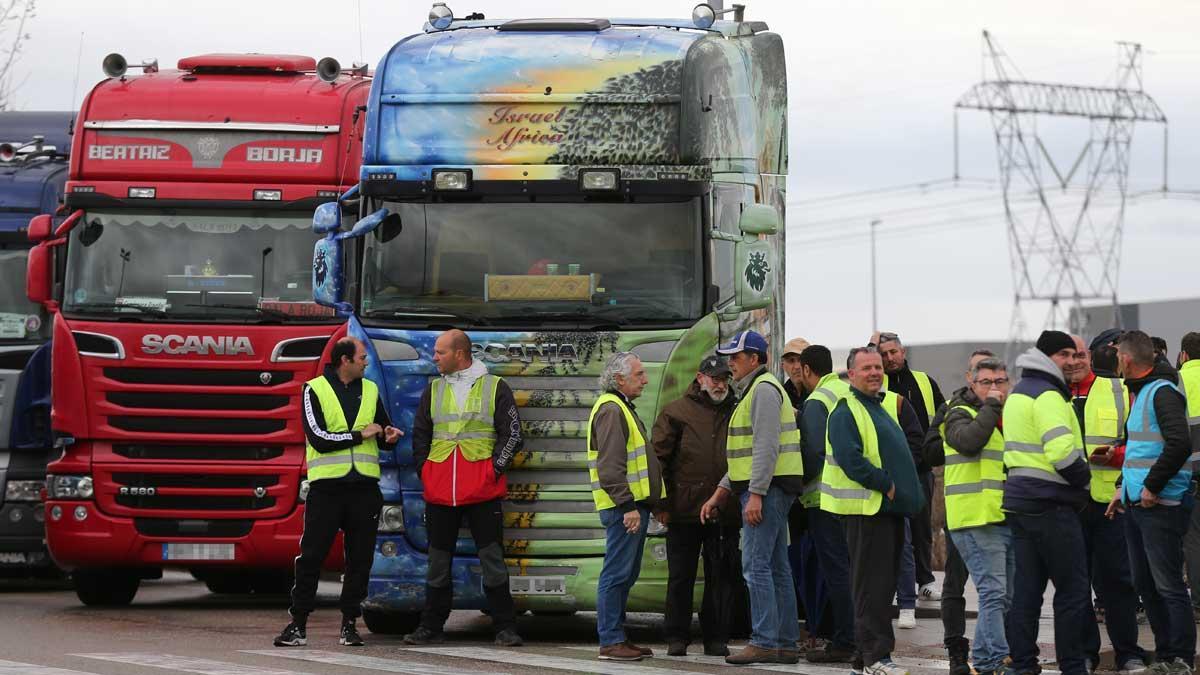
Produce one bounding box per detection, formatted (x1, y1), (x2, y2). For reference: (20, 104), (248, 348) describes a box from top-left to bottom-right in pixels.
(337, 208), (398, 241)
(719, 239), (775, 319)
(313, 201), (342, 234)
(738, 204), (780, 236)
(312, 237), (345, 313)
(26, 242), (52, 305)
(27, 214), (52, 243)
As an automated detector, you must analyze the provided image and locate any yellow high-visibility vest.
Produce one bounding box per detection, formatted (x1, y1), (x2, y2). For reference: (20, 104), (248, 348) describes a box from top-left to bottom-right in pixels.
(1083, 376), (1128, 503)
(727, 372), (803, 483)
(428, 374), (500, 463)
(305, 376), (380, 481)
(819, 392), (894, 515)
(1003, 387), (1084, 487)
(586, 393), (655, 511)
(883, 370), (936, 425)
(799, 373), (851, 508)
(942, 405), (1005, 530)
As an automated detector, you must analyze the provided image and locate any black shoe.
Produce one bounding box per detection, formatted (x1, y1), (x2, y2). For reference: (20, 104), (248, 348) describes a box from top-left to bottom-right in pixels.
(340, 620), (364, 647)
(807, 643), (856, 663)
(402, 626), (445, 645)
(667, 641), (688, 656)
(704, 643), (730, 657)
(273, 621), (307, 647)
(494, 627), (523, 647)
(946, 637), (970, 675)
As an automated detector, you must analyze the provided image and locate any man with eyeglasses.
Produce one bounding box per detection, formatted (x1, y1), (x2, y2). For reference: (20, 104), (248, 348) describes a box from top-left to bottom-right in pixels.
(870, 331), (946, 606)
(1066, 332), (1148, 675)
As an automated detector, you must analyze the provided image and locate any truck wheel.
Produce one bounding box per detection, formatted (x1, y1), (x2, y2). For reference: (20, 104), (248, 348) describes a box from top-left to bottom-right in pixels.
(362, 608), (420, 635)
(203, 573), (254, 595)
(73, 569), (140, 606)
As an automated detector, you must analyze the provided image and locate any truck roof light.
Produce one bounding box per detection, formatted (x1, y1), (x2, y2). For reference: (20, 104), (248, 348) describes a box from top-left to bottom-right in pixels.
(432, 169), (471, 191)
(580, 169), (619, 192)
(127, 187), (156, 199)
(429, 2), (454, 30)
(253, 189), (283, 201)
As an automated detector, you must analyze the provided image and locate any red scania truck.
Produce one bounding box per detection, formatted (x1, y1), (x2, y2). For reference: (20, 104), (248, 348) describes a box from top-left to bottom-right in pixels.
(25, 53), (370, 605)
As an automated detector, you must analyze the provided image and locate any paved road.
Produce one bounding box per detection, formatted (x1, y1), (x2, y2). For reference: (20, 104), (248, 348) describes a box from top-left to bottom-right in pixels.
(0, 571), (1080, 675)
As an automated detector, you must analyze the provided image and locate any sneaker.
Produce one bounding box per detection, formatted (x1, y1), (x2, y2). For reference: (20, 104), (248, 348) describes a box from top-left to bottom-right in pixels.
(703, 642), (729, 657)
(494, 627), (523, 647)
(725, 645), (778, 665)
(918, 583), (942, 601)
(865, 658), (910, 675)
(598, 643), (644, 661)
(1086, 658), (1097, 674)
(624, 641), (653, 656)
(1168, 658), (1194, 675)
(273, 621), (307, 647)
(1147, 663), (1173, 675)
(808, 643), (856, 663)
(401, 626), (445, 645)
(851, 654), (865, 675)
(666, 642), (687, 656)
(897, 608), (916, 629)
(1120, 658), (1149, 675)
(339, 620), (364, 647)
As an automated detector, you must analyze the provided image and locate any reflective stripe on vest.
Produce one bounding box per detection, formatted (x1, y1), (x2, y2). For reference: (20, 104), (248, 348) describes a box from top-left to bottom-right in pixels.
(883, 370), (936, 426)
(1084, 376), (1128, 503)
(304, 376), (380, 481)
(1179, 361), (1200, 470)
(727, 372), (803, 483)
(586, 393), (653, 511)
(819, 391), (899, 516)
(1002, 388), (1084, 487)
(1123, 378), (1191, 506)
(799, 374), (851, 508)
(941, 405), (1005, 530)
(428, 374), (499, 463)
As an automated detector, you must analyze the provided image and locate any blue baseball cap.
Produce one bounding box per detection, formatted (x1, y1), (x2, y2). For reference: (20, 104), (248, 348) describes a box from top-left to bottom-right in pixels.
(716, 330), (768, 356)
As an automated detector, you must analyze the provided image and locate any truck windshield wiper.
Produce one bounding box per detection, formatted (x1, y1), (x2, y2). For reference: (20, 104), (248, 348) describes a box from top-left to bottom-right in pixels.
(365, 307), (490, 326)
(182, 303), (290, 321)
(523, 309), (632, 327)
(66, 302), (167, 319)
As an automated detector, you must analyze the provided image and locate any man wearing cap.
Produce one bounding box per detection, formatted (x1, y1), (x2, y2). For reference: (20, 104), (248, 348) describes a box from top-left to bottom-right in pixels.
(1003, 330), (1093, 675)
(652, 355), (743, 657)
(1066, 332), (1147, 675)
(701, 330), (803, 665)
(781, 336), (811, 409)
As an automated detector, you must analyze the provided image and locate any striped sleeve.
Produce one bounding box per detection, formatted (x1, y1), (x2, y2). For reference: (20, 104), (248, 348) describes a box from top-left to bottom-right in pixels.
(302, 384), (361, 453)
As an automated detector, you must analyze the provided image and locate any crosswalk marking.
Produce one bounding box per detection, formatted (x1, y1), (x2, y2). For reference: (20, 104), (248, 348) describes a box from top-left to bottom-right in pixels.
(0, 660), (100, 675)
(561, 646), (849, 674)
(402, 646), (717, 675)
(72, 653), (310, 675)
(241, 650), (509, 675)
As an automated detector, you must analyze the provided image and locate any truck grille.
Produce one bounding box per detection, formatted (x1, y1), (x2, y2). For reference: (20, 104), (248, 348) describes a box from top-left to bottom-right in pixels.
(107, 391), (289, 411)
(96, 467), (297, 519)
(116, 494), (276, 511)
(109, 416), (287, 435)
(113, 444), (285, 461)
(134, 518), (254, 538)
(103, 367), (294, 387)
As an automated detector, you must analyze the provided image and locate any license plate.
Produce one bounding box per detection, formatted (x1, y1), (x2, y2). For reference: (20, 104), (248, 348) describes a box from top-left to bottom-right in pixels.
(509, 575), (566, 596)
(0, 552), (26, 564)
(162, 543), (235, 561)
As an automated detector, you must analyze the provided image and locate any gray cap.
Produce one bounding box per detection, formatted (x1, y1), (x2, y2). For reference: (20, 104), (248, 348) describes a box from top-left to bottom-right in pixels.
(698, 355), (732, 377)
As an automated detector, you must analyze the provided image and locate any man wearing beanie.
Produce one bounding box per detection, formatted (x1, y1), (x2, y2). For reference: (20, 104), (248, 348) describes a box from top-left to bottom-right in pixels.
(1003, 330), (1093, 675)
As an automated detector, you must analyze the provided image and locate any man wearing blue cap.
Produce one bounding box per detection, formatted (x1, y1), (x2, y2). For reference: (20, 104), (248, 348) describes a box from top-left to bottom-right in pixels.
(701, 330), (803, 665)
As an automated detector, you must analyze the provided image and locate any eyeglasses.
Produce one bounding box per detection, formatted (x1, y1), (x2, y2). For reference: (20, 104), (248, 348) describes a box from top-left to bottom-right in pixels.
(974, 377), (1009, 387)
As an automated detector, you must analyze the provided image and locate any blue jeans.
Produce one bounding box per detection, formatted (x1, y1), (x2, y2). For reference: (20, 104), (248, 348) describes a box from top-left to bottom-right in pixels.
(1008, 507), (1091, 675)
(1126, 501), (1197, 664)
(895, 517), (916, 609)
(809, 508), (856, 650)
(740, 486), (801, 650)
(597, 504), (649, 647)
(950, 525), (1014, 672)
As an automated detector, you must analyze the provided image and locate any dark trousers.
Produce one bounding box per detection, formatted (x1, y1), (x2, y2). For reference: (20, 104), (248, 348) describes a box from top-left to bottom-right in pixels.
(1080, 501), (1146, 668)
(809, 508), (856, 651)
(1183, 493), (1200, 608)
(1008, 507), (1091, 675)
(422, 499), (516, 633)
(290, 480), (382, 621)
(844, 513), (904, 666)
(910, 470), (936, 587)
(1126, 502), (1197, 664)
(941, 525), (968, 646)
(663, 522), (742, 646)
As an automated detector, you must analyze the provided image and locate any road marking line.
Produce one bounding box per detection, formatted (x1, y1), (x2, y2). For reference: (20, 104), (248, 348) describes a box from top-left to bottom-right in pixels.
(0, 660), (101, 675)
(562, 646), (849, 674)
(241, 650), (508, 675)
(72, 653), (311, 675)
(402, 646), (716, 675)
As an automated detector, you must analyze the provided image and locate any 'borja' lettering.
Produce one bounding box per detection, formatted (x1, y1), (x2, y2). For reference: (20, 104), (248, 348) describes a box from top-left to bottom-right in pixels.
(246, 147), (323, 164)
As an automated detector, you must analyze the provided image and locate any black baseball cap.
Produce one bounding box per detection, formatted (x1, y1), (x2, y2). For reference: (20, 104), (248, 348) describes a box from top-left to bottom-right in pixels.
(699, 355), (732, 377)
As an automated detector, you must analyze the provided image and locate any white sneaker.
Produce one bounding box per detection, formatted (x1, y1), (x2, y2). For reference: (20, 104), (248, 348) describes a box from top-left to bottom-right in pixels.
(918, 583), (942, 601)
(865, 658), (910, 675)
(897, 608), (916, 629)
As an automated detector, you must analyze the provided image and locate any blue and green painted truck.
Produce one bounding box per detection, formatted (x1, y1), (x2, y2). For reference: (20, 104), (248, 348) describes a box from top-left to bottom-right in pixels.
(311, 4), (789, 632)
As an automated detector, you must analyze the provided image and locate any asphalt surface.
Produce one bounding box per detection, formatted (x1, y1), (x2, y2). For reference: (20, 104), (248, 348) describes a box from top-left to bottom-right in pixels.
(0, 571), (1074, 675)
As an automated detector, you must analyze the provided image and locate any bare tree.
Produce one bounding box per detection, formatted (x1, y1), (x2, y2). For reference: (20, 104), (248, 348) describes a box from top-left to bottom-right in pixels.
(0, 0), (36, 111)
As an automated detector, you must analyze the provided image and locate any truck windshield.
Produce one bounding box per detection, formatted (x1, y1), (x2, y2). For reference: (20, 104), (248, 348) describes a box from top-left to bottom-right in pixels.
(0, 248), (48, 341)
(62, 209), (335, 322)
(361, 199), (704, 325)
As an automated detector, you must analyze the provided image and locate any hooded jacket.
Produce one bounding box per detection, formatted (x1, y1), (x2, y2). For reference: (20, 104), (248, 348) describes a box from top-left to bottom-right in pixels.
(651, 380), (738, 525)
(1125, 360), (1191, 496)
(1001, 348), (1090, 514)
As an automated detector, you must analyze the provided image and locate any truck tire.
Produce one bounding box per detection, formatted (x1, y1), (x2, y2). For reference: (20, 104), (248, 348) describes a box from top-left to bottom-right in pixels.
(73, 569), (140, 606)
(362, 608), (420, 635)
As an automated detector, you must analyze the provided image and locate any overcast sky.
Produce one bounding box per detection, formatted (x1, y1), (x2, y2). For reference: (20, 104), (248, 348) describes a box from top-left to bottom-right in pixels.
(15, 1), (1200, 348)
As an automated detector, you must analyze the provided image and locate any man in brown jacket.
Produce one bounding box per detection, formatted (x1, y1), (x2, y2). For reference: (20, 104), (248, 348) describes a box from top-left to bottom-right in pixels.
(653, 355), (745, 657)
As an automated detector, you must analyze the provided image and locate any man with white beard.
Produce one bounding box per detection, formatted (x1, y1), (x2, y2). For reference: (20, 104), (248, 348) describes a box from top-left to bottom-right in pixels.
(652, 355), (747, 657)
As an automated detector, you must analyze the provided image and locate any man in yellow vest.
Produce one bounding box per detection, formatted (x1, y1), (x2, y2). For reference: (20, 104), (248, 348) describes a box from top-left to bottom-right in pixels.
(275, 337), (401, 648)
(873, 331), (945, 606)
(590, 351), (663, 662)
(1178, 332), (1200, 621)
(402, 329), (524, 648)
(1066, 333), (1148, 675)
(700, 330), (804, 665)
(822, 346), (924, 675)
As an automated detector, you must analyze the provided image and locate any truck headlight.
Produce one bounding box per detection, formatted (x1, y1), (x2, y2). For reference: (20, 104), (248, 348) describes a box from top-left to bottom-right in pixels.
(379, 504), (404, 532)
(580, 168), (619, 191)
(432, 169), (471, 191)
(4, 480), (44, 502)
(47, 474), (94, 500)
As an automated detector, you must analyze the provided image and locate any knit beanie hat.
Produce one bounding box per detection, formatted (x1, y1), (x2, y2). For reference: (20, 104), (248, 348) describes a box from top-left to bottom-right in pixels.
(1036, 330), (1075, 357)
